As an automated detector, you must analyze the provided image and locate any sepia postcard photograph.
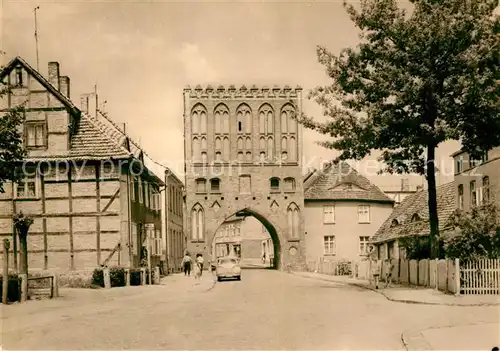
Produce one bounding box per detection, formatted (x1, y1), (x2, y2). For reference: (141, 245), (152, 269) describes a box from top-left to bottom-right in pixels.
(1, 0), (499, 350)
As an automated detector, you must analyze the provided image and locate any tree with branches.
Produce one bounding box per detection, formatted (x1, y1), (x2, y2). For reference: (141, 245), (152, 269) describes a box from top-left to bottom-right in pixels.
(0, 67), (27, 193)
(299, 0), (500, 258)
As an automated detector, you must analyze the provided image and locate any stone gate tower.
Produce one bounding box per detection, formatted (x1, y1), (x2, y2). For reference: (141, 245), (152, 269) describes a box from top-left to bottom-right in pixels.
(183, 85), (305, 270)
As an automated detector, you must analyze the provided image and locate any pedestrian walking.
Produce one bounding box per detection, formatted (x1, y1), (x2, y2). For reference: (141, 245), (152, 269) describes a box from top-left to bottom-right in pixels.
(384, 259), (395, 288)
(371, 258), (382, 289)
(182, 253), (192, 277)
(196, 253), (204, 277)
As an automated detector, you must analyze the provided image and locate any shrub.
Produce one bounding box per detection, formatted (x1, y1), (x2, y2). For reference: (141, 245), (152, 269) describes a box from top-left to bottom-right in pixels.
(91, 268), (105, 287)
(0, 274), (21, 303)
(109, 268), (126, 287)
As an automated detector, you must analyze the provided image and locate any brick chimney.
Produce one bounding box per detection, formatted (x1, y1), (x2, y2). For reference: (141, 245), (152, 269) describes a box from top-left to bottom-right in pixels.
(48, 62), (60, 89)
(59, 76), (70, 98)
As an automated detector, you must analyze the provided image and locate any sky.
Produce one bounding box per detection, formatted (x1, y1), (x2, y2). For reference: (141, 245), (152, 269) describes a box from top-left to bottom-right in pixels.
(2, 0), (462, 191)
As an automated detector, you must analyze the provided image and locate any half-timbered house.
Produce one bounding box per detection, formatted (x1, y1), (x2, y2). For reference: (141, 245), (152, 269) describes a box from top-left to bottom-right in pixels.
(0, 56), (165, 272)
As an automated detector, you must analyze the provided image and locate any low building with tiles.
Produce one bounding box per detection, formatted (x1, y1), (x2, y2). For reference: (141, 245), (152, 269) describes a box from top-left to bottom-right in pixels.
(303, 161), (395, 262)
(370, 181), (456, 259)
(0, 56), (178, 272)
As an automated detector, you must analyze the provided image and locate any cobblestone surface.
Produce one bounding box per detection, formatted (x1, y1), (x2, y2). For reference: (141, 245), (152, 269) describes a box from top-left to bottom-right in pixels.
(2, 270), (498, 350)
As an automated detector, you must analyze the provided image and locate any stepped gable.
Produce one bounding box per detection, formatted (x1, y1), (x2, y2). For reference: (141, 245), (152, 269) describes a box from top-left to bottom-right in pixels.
(183, 84), (303, 99)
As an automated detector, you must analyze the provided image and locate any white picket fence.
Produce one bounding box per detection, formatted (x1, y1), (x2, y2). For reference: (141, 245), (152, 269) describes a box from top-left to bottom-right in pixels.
(306, 257), (500, 295)
(460, 259), (500, 295)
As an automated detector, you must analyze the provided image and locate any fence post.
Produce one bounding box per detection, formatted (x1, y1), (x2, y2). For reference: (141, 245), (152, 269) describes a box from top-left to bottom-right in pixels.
(19, 273), (27, 302)
(103, 268), (111, 289)
(454, 258), (460, 296)
(52, 273), (59, 298)
(2, 239), (10, 304)
(140, 268), (146, 285)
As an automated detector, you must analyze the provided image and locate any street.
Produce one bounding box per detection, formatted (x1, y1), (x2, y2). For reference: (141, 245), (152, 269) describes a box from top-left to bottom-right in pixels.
(2, 269), (499, 350)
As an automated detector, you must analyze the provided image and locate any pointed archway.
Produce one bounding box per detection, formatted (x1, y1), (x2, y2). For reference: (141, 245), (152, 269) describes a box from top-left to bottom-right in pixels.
(211, 207), (282, 270)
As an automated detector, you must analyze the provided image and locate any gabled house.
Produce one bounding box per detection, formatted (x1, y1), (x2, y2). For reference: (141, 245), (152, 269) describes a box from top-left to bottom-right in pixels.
(370, 181), (456, 259)
(0, 56), (166, 272)
(303, 161), (394, 261)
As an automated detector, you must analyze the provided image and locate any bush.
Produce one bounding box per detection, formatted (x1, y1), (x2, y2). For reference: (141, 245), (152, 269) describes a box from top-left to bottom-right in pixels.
(130, 269), (142, 286)
(91, 268), (104, 287)
(0, 274), (21, 303)
(399, 236), (445, 260)
(91, 267), (128, 288)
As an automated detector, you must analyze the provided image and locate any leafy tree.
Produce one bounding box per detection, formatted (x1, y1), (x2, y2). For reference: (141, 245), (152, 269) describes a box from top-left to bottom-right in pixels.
(398, 236), (445, 260)
(444, 203), (500, 260)
(299, 0), (500, 258)
(0, 70), (27, 193)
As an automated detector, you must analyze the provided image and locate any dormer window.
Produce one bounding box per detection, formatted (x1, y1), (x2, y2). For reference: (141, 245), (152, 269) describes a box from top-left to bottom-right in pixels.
(411, 213), (420, 222)
(345, 183), (353, 190)
(390, 219), (399, 227)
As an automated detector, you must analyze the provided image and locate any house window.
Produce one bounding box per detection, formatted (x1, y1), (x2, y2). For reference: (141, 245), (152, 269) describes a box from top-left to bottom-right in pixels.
(323, 205), (335, 224)
(483, 176), (490, 203)
(358, 205), (370, 223)
(210, 178), (220, 192)
(324, 235), (336, 255)
(469, 157), (479, 168)
(138, 178), (143, 203)
(144, 182), (149, 208)
(470, 180), (478, 207)
(25, 122), (46, 147)
(270, 178), (280, 192)
(458, 184), (464, 210)
(15, 173), (38, 198)
(195, 178), (206, 193)
(15, 67), (23, 86)
(359, 236), (370, 255)
(456, 156), (463, 173)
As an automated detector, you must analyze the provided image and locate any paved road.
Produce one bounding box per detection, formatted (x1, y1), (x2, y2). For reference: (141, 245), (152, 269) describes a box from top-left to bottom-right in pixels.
(2, 270), (498, 350)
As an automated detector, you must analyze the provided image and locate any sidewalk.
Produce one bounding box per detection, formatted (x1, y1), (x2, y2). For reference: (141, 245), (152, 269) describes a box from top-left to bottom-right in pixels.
(402, 322), (500, 351)
(1, 273), (215, 321)
(293, 271), (500, 306)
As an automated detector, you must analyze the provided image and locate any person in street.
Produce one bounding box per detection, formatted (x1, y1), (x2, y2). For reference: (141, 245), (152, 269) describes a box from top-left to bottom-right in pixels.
(182, 253), (192, 277)
(384, 259), (395, 288)
(371, 258), (382, 289)
(196, 253), (204, 276)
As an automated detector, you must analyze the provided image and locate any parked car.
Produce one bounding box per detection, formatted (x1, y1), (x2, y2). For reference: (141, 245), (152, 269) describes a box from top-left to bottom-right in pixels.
(216, 257), (241, 281)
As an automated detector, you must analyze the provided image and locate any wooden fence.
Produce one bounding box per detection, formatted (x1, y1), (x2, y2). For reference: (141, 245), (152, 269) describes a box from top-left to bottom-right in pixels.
(460, 259), (500, 295)
(306, 257), (500, 295)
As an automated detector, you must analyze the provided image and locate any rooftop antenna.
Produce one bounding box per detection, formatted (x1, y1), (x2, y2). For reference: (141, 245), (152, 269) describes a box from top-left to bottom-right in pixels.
(94, 84), (98, 120)
(33, 6), (40, 71)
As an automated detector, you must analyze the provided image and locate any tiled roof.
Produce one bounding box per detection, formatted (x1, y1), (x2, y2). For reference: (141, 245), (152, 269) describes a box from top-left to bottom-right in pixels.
(304, 161), (394, 203)
(370, 181), (457, 243)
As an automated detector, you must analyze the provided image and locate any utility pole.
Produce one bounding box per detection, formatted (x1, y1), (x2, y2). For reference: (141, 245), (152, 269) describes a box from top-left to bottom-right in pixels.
(33, 6), (40, 71)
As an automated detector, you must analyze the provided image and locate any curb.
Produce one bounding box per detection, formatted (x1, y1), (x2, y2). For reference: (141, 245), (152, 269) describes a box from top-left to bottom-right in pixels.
(401, 321), (500, 351)
(292, 272), (500, 307)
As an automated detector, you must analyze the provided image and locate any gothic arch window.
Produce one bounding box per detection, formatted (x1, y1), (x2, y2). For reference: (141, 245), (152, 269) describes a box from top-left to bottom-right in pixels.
(201, 137), (207, 164)
(287, 202), (300, 239)
(258, 103), (275, 161)
(191, 104), (207, 162)
(214, 103), (230, 161)
(280, 103), (297, 162)
(223, 137), (230, 161)
(284, 177), (296, 192)
(281, 136), (288, 161)
(267, 137), (274, 160)
(191, 203), (205, 241)
(237, 104), (252, 160)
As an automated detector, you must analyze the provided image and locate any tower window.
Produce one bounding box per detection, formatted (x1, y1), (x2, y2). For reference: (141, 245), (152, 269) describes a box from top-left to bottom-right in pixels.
(238, 121), (242, 132)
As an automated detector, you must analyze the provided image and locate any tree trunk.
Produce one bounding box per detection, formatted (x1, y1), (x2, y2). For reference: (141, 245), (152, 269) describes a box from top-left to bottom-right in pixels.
(426, 145), (440, 259)
(19, 236), (28, 275)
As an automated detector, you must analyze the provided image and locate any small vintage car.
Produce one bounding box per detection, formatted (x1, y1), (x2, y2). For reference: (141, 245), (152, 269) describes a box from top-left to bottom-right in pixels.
(216, 257), (241, 281)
